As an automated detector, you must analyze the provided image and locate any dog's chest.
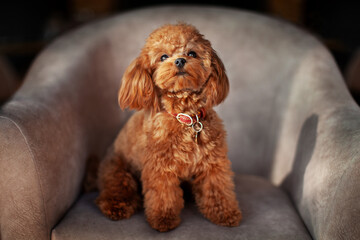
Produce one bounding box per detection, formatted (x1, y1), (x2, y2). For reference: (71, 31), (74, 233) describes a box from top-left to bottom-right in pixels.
(165, 130), (207, 179)
(147, 114), (220, 178)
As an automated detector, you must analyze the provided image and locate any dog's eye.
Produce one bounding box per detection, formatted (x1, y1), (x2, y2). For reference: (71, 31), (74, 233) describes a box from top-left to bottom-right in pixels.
(188, 51), (197, 58)
(160, 54), (169, 62)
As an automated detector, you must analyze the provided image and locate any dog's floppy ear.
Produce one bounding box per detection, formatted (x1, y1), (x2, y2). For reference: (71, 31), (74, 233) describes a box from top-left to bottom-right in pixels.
(118, 55), (160, 111)
(205, 50), (229, 107)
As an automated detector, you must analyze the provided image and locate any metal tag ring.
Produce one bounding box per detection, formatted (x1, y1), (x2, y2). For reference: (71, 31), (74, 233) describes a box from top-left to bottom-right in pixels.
(192, 121), (203, 133)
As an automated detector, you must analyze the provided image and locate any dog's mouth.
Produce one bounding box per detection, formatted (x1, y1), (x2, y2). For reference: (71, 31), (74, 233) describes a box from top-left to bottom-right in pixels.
(176, 71), (187, 76)
(162, 75), (211, 96)
(154, 67), (211, 97)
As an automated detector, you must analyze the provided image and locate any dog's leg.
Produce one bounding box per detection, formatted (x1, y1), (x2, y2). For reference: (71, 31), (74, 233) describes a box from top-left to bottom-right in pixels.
(96, 146), (141, 220)
(192, 159), (242, 227)
(142, 166), (184, 232)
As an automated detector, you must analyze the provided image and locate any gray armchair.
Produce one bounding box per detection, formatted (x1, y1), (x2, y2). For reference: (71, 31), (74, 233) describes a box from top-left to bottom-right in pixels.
(1, 6), (359, 240)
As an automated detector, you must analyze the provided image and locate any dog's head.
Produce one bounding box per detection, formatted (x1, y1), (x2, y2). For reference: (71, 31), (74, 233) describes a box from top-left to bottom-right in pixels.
(118, 23), (229, 112)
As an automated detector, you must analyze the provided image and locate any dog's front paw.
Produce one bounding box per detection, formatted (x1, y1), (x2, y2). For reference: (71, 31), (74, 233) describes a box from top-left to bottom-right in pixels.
(96, 196), (140, 221)
(147, 212), (181, 232)
(217, 208), (242, 227)
(205, 206), (242, 227)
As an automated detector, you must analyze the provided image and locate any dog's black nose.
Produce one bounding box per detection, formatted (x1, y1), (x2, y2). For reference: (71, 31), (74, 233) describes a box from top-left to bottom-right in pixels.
(175, 58), (186, 68)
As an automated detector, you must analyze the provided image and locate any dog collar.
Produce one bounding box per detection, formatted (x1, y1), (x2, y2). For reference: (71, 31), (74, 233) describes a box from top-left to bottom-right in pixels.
(170, 108), (206, 144)
(171, 108), (206, 126)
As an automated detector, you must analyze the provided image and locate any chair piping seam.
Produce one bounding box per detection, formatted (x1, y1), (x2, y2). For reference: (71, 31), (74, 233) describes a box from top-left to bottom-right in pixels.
(0, 116), (50, 237)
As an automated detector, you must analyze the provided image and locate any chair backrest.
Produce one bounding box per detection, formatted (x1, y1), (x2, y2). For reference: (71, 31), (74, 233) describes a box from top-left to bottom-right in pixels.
(65, 6), (332, 178)
(15, 5), (345, 179)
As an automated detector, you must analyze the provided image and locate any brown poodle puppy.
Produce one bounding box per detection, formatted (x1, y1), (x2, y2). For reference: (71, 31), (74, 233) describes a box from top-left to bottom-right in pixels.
(96, 23), (242, 232)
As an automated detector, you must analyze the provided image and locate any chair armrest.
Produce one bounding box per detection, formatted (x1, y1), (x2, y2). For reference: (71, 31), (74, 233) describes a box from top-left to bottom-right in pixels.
(271, 45), (360, 239)
(0, 22), (126, 239)
(0, 99), (92, 240)
(0, 116), (49, 240)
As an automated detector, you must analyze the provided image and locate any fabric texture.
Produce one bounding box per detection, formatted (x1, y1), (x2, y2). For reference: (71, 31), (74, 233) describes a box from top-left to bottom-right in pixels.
(52, 175), (311, 240)
(0, 5), (359, 240)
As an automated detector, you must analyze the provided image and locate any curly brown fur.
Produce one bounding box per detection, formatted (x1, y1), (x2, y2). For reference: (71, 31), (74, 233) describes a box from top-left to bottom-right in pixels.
(97, 23), (242, 232)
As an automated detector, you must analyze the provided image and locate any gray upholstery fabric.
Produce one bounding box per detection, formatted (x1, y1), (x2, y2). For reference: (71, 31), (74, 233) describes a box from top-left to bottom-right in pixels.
(0, 117), (48, 240)
(0, 5), (359, 240)
(52, 175), (311, 240)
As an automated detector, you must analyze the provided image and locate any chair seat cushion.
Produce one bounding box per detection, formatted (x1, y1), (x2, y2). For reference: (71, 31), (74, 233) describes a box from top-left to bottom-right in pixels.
(51, 175), (312, 240)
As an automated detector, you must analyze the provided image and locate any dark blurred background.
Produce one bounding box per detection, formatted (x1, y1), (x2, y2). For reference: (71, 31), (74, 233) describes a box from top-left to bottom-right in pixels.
(1, 0), (360, 104)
